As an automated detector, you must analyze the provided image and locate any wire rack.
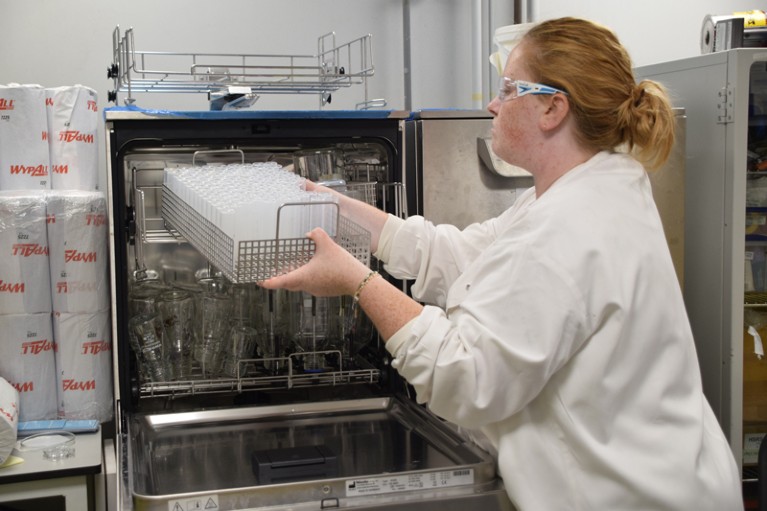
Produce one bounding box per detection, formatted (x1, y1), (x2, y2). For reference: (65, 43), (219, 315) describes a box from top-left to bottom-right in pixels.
(161, 185), (370, 283)
(109, 26), (380, 108)
(139, 351), (381, 398)
(746, 291), (767, 307)
(343, 181), (377, 206)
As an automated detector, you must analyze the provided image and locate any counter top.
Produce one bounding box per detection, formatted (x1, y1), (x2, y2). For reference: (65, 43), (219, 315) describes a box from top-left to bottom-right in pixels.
(0, 428), (102, 485)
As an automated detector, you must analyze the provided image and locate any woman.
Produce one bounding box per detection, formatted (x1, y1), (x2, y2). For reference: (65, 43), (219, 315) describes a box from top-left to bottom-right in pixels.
(262, 17), (743, 510)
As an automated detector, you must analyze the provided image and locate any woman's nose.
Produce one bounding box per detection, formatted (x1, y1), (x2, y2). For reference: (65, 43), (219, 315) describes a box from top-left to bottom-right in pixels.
(487, 96), (500, 116)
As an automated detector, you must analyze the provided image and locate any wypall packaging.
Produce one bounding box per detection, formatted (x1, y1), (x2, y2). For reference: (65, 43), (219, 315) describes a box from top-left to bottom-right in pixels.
(0, 313), (57, 421)
(45, 85), (99, 191)
(0, 84), (50, 190)
(489, 23), (534, 75)
(53, 310), (113, 422)
(0, 377), (19, 465)
(47, 191), (109, 313)
(0, 191), (52, 314)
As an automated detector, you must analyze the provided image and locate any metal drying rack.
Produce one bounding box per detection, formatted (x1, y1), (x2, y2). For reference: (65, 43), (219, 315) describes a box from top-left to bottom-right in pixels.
(108, 26), (386, 110)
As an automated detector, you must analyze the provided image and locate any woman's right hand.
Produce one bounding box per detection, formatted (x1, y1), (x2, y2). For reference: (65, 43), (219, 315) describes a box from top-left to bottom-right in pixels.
(259, 227), (370, 298)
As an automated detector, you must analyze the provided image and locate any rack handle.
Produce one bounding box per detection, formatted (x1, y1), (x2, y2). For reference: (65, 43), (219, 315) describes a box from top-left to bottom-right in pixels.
(192, 149), (245, 166)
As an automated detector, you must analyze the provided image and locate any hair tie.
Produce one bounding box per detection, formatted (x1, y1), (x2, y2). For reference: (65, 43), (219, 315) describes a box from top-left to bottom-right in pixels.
(633, 87), (645, 107)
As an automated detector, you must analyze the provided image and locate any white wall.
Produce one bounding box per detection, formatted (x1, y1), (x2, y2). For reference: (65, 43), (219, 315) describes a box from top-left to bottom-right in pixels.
(0, 0), (405, 111)
(0, 0), (761, 112)
(530, 0), (760, 69)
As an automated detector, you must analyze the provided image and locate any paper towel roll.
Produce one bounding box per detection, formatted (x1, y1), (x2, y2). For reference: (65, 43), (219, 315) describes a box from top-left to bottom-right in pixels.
(489, 23), (534, 75)
(53, 311), (113, 422)
(0, 377), (19, 465)
(0, 84), (50, 190)
(0, 313), (57, 421)
(701, 14), (739, 53)
(0, 191), (52, 314)
(45, 85), (99, 191)
(47, 191), (109, 313)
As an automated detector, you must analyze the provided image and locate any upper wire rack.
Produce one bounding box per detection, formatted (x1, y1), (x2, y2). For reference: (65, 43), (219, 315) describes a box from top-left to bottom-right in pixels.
(108, 26), (377, 106)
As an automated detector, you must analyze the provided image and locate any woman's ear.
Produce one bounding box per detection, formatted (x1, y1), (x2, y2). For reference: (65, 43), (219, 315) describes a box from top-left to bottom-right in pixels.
(539, 94), (570, 132)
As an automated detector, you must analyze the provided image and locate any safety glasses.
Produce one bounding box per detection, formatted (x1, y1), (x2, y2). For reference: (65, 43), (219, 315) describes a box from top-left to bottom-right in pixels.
(497, 76), (568, 102)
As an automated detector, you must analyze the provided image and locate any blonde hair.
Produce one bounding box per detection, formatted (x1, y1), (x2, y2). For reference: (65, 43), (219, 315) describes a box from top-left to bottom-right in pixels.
(522, 17), (675, 171)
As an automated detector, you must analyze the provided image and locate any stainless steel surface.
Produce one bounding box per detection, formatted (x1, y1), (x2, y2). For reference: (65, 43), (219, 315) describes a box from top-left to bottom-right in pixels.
(476, 137), (531, 177)
(127, 397), (504, 510)
(416, 112), (532, 229)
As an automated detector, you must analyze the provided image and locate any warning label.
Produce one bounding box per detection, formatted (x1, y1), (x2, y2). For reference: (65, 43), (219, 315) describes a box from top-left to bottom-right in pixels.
(167, 494), (219, 511)
(346, 469), (474, 497)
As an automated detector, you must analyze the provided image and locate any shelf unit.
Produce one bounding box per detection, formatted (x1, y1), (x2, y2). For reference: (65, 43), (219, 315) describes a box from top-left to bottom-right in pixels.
(637, 49), (767, 478)
(108, 26), (384, 110)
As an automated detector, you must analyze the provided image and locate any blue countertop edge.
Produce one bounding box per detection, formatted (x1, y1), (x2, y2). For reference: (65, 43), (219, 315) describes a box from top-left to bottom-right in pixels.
(104, 105), (413, 120)
(103, 105), (492, 120)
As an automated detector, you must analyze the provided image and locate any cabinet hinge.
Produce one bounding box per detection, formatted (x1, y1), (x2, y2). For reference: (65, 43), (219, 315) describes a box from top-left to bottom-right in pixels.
(718, 84), (734, 124)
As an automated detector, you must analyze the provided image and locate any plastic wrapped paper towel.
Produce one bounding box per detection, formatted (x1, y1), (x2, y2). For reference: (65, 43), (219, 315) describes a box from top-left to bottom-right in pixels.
(0, 191), (51, 314)
(489, 23), (534, 75)
(0, 84), (50, 190)
(53, 311), (113, 422)
(0, 377), (19, 465)
(45, 85), (99, 191)
(0, 313), (57, 421)
(47, 191), (109, 313)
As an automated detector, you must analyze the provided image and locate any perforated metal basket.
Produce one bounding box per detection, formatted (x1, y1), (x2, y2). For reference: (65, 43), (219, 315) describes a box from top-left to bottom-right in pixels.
(161, 185), (370, 283)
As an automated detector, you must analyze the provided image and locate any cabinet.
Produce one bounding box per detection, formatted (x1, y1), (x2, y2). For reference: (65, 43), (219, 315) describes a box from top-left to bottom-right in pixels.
(637, 49), (767, 479)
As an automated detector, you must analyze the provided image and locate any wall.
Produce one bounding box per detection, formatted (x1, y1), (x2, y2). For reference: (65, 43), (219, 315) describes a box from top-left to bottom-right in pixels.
(1, 0), (760, 113)
(0, 0), (405, 112)
(530, 0), (761, 70)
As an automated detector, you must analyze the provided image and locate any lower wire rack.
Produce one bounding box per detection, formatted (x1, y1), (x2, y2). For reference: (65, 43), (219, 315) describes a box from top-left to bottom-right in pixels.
(139, 351), (381, 399)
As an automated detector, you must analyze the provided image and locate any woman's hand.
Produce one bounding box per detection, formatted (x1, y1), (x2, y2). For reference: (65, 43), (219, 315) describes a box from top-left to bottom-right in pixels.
(262, 226), (424, 341)
(303, 179), (328, 194)
(259, 227), (370, 297)
(302, 179), (389, 255)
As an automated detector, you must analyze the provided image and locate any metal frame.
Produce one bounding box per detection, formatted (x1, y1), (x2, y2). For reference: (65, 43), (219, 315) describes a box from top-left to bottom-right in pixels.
(109, 26), (380, 108)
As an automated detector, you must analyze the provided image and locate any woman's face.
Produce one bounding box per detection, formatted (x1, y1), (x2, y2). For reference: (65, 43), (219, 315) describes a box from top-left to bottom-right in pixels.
(487, 43), (543, 172)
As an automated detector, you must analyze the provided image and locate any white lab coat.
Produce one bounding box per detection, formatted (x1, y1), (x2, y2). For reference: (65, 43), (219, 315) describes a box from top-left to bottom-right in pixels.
(379, 151), (742, 510)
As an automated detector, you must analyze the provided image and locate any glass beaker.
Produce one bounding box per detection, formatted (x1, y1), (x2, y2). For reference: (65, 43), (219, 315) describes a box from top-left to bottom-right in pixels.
(156, 289), (196, 381)
(197, 289), (233, 378)
(222, 325), (259, 378)
(127, 313), (167, 383)
(128, 278), (170, 318)
(292, 147), (344, 183)
(294, 293), (330, 372)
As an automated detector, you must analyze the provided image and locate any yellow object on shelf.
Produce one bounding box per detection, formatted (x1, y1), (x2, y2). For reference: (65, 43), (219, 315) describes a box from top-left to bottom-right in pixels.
(0, 455), (23, 469)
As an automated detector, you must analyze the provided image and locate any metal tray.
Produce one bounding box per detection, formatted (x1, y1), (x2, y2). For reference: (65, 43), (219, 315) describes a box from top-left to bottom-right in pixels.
(125, 397), (509, 510)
